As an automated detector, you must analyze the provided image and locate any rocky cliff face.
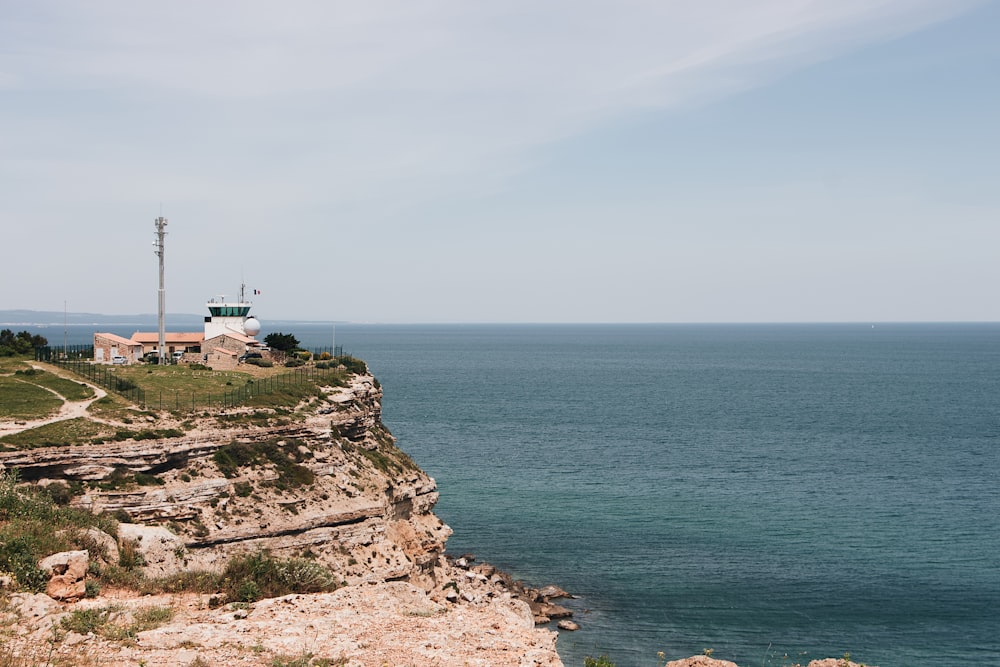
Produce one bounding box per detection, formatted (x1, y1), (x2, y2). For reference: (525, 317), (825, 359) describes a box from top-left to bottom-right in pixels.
(0, 371), (564, 666)
(2, 374), (449, 587)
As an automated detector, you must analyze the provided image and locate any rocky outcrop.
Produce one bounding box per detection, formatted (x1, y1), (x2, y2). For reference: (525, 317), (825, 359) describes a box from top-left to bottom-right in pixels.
(1, 373), (452, 586)
(0, 584), (562, 667)
(663, 660), (873, 667)
(1, 370), (564, 665)
(38, 550), (88, 601)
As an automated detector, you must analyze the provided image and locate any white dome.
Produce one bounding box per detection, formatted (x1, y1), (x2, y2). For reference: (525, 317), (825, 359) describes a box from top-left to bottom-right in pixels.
(244, 317), (261, 336)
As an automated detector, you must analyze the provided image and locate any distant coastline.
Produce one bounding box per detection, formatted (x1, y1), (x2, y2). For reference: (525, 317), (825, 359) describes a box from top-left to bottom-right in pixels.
(0, 309), (349, 328)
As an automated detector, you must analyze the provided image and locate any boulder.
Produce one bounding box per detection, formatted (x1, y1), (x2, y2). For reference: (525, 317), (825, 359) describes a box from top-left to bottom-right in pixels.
(8, 592), (61, 621)
(38, 550), (88, 601)
(538, 584), (570, 600)
(536, 602), (572, 619)
(79, 527), (119, 566)
(557, 619), (580, 631)
(664, 657), (739, 667)
(117, 523), (186, 577)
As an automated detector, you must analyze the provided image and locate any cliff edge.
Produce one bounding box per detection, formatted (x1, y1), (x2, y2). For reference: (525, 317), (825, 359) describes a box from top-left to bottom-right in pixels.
(0, 365), (563, 666)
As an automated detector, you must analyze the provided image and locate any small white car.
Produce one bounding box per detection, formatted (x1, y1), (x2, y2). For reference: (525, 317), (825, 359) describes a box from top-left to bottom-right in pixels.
(112, 355), (127, 365)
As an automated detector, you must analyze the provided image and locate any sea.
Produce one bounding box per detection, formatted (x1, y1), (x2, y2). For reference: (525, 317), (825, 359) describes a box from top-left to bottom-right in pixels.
(26, 322), (1000, 667)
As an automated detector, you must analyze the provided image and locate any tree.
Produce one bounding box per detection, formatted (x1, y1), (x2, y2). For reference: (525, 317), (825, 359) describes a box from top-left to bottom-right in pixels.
(263, 332), (300, 352)
(0, 329), (47, 356)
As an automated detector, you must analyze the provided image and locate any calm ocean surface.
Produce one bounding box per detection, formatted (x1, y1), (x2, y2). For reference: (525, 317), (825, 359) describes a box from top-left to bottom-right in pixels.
(43, 322), (1000, 666)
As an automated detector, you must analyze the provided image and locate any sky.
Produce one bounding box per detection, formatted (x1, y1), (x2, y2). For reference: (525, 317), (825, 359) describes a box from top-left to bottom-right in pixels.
(1, 0), (998, 323)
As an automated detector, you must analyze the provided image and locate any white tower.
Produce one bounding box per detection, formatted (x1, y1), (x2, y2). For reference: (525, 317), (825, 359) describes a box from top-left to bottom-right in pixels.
(204, 283), (261, 341)
(153, 217), (168, 364)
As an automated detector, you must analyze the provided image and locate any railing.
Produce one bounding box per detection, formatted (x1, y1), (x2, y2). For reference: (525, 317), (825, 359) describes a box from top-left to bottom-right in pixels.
(35, 345), (93, 362)
(48, 357), (350, 413)
(52, 358), (145, 405)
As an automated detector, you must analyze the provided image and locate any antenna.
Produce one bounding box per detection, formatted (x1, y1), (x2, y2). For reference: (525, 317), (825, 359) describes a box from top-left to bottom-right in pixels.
(153, 216), (168, 365)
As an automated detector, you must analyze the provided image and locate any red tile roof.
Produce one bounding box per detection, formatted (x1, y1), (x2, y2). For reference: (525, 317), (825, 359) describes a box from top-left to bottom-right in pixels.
(130, 332), (205, 344)
(95, 332), (141, 347)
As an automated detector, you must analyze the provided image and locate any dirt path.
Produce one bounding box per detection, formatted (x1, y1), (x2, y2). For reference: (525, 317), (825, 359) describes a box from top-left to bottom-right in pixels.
(0, 365), (109, 437)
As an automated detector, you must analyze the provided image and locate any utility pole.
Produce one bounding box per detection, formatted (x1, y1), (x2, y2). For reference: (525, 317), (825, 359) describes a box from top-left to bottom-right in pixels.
(153, 216), (168, 365)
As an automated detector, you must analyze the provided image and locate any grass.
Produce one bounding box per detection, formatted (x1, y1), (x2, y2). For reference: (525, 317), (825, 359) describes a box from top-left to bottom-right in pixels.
(0, 418), (113, 449)
(60, 604), (174, 641)
(1, 470), (341, 606)
(0, 470), (119, 592)
(212, 440), (315, 490)
(1, 351), (361, 426)
(345, 425), (418, 476)
(22, 369), (94, 401)
(0, 361), (95, 421)
(220, 551), (339, 602)
(0, 380), (61, 420)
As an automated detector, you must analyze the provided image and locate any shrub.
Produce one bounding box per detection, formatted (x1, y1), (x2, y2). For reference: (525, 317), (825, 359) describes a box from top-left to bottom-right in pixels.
(61, 606), (115, 635)
(213, 441), (314, 490)
(0, 534), (48, 592)
(220, 551), (338, 602)
(246, 358), (273, 367)
(284, 358), (305, 368)
(335, 356), (367, 375)
(119, 539), (146, 570)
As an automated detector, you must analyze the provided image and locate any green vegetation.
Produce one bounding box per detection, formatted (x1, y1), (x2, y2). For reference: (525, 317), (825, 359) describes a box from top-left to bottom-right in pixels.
(337, 426), (417, 478)
(14, 368), (94, 401)
(0, 380), (61, 420)
(0, 470), (340, 605)
(212, 440), (315, 490)
(220, 550), (338, 602)
(60, 603), (174, 641)
(584, 656), (616, 667)
(0, 470), (118, 593)
(16, 369), (94, 401)
(90, 467), (165, 492)
(271, 652), (345, 667)
(112, 364), (268, 397)
(0, 417), (113, 449)
(0, 329), (47, 357)
(263, 332), (300, 352)
(334, 355), (367, 375)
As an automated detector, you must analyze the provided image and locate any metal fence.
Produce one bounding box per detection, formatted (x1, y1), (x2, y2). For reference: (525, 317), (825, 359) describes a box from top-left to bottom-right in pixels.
(35, 345), (93, 362)
(53, 358), (145, 405)
(48, 355), (349, 413)
(308, 345), (344, 359)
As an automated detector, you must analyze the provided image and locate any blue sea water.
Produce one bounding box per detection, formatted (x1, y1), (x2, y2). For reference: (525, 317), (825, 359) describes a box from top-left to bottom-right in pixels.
(35, 322), (1000, 666)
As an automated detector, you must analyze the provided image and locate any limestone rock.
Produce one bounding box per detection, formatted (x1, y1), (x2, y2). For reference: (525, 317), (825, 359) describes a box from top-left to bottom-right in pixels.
(664, 657), (739, 667)
(38, 550), (88, 601)
(79, 527), (119, 566)
(538, 584), (570, 599)
(557, 619), (579, 631)
(7, 592), (61, 623)
(117, 523), (185, 577)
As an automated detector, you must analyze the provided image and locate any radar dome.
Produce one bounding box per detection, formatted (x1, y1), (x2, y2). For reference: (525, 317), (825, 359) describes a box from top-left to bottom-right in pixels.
(244, 317), (261, 336)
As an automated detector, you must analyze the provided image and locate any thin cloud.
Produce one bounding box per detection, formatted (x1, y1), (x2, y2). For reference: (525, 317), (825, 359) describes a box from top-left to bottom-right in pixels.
(0, 0), (990, 319)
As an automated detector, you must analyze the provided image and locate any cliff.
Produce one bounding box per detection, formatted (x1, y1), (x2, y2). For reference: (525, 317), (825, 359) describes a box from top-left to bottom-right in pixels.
(0, 367), (563, 666)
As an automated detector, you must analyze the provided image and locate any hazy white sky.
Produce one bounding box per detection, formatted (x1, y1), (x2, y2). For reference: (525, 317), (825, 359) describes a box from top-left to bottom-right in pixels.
(1, 0), (997, 322)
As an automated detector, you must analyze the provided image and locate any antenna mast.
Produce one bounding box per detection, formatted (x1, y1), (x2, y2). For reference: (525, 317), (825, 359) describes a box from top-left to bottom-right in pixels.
(153, 216), (168, 365)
